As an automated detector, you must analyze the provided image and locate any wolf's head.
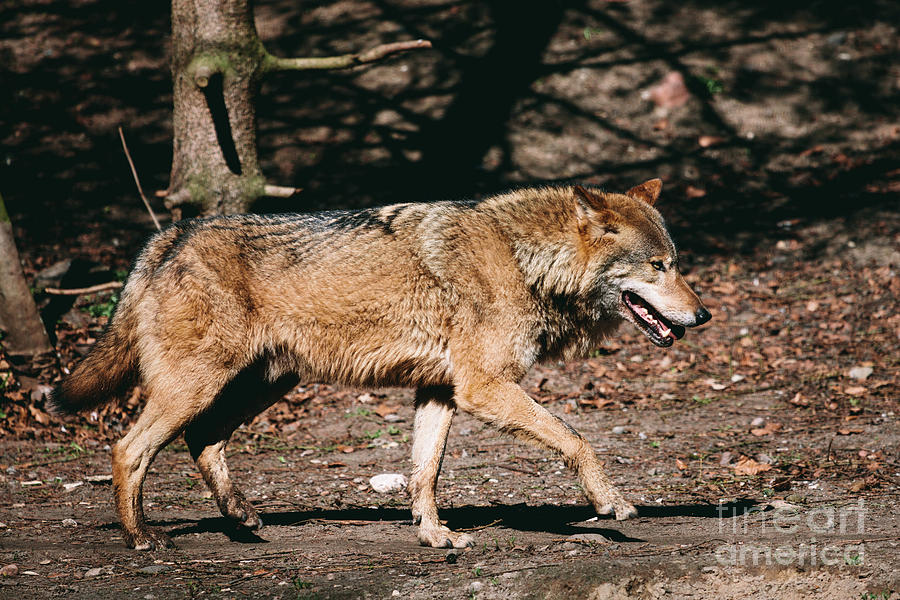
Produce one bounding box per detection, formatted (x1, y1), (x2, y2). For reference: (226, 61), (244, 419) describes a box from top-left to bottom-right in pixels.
(572, 180), (711, 347)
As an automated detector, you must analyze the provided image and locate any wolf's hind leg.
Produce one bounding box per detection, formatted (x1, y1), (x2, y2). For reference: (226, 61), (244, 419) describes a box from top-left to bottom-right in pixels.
(113, 382), (220, 550)
(184, 370), (299, 530)
(409, 386), (473, 548)
(455, 379), (638, 521)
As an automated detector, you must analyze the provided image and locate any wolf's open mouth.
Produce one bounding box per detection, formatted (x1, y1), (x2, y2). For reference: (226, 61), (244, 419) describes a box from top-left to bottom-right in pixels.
(621, 291), (685, 347)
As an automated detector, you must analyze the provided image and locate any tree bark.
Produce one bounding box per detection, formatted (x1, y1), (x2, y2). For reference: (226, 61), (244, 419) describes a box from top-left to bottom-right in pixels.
(167, 0), (267, 217)
(0, 193), (53, 358)
(165, 0), (430, 217)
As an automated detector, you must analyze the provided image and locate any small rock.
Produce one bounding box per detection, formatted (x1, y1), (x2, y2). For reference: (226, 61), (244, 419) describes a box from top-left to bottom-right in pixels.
(20, 480), (42, 487)
(369, 473), (408, 494)
(84, 567), (104, 578)
(566, 533), (609, 544)
(719, 452), (733, 466)
(383, 414), (402, 423)
(848, 366), (873, 381)
(750, 417), (765, 428)
(138, 564), (171, 575)
(445, 550), (459, 564)
(611, 426), (627, 434)
(63, 481), (84, 492)
(469, 581), (484, 593)
(615, 456), (632, 464)
(730, 374), (745, 383)
(392, 590), (401, 597)
(61, 518), (78, 527)
(0, 564), (19, 577)
(756, 453), (774, 465)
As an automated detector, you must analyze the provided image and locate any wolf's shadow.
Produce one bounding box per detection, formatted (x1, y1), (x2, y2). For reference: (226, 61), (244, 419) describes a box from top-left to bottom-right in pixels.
(160, 499), (758, 544)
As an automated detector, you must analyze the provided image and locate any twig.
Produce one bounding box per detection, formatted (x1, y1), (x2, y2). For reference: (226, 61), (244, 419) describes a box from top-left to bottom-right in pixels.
(118, 126), (162, 231)
(263, 39), (431, 73)
(263, 184), (303, 198)
(44, 281), (123, 296)
(458, 519), (502, 532)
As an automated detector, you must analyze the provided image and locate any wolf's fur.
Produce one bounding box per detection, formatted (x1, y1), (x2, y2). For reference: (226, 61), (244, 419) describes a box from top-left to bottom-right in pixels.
(51, 180), (710, 550)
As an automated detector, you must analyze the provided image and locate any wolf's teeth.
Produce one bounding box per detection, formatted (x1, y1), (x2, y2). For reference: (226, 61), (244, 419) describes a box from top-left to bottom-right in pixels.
(659, 326), (671, 338)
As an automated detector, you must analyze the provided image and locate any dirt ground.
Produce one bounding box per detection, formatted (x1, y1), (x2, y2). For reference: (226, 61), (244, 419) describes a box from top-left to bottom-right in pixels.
(1, 0), (899, 598)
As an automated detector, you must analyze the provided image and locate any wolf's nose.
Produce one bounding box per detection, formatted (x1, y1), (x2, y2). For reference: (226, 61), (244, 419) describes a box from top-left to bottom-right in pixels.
(694, 307), (711, 325)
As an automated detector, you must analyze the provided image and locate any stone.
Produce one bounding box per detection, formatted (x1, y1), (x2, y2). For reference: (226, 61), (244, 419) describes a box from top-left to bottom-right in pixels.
(369, 473), (408, 494)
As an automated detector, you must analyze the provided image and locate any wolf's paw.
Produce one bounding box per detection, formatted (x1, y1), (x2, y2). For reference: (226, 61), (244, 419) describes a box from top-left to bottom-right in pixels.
(418, 525), (475, 549)
(127, 528), (174, 551)
(596, 498), (638, 521)
(223, 494), (262, 530)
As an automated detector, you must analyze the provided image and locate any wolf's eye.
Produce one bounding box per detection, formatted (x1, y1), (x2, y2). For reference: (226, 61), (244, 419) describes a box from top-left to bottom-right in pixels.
(650, 260), (665, 272)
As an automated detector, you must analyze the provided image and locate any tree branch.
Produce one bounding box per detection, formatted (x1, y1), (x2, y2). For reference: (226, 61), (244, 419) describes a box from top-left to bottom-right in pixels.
(118, 126), (162, 231)
(44, 281), (124, 296)
(263, 184), (302, 198)
(262, 39), (432, 73)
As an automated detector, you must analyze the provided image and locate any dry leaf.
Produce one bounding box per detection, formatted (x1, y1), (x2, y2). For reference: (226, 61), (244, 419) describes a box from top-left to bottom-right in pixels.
(844, 386), (866, 396)
(750, 422), (783, 437)
(849, 479), (867, 492)
(336, 445), (356, 453)
(644, 71), (690, 109)
(675, 458), (688, 470)
(374, 403), (400, 418)
(698, 135), (725, 148)
(837, 428), (863, 435)
(789, 392), (808, 406)
(733, 456), (773, 475)
(685, 185), (707, 199)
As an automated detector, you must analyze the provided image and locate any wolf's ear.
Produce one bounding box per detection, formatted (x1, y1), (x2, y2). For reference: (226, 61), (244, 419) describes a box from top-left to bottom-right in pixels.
(626, 178), (662, 206)
(573, 185), (618, 236)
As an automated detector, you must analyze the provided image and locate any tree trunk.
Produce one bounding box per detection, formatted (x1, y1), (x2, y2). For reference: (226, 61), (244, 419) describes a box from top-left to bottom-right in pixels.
(0, 193), (53, 358)
(165, 0), (430, 217)
(167, 0), (267, 217)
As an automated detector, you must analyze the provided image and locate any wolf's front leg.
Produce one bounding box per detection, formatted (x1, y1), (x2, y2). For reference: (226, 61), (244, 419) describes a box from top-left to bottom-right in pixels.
(409, 386), (474, 548)
(455, 377), (638, 521)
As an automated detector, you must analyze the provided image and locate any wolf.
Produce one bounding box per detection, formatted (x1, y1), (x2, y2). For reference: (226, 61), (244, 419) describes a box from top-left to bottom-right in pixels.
(50, 179), (710, 550)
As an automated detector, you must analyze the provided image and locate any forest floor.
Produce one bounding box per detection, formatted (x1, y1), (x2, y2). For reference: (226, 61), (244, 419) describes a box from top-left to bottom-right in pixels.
(1, 0), (899, 598)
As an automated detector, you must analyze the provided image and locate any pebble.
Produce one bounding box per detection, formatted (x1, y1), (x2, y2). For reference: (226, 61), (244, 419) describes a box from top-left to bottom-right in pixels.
(611, 426), (627, 434)
(848, 366), (873, 381)
(719, 452), (733, 466)
(369, 473), (408, 494)
(392, 591), (401, 597)
(61, 518), (78, 527)
(469, 581), (484, 593)
(756, 453), (774, 465)
(0, 564), (18, 577)
(750, 417), (765, 428)
(63, 481), (84, 492)
(84, 567), (104, 578)
(138, 564), (172, 575)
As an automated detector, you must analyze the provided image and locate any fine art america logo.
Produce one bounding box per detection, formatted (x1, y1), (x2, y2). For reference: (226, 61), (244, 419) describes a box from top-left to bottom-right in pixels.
(713, 499), (866, 567)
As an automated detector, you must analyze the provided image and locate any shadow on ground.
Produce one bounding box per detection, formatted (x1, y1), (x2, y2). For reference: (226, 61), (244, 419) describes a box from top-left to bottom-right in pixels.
(156, 499), (759, 544)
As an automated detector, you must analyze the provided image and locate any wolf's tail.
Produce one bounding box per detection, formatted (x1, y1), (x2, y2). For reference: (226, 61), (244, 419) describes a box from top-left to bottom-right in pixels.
(47, 311), (138, 415)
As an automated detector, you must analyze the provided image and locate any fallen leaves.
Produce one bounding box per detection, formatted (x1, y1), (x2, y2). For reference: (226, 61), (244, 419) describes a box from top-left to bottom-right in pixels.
(643, 71), (690, 109)
(750, 421), (783, 437)
(732, 456), (773, 476)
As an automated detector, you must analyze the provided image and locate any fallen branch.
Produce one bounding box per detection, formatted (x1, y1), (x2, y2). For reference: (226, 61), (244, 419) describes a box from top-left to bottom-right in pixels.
(118, 126), (162, 231)
(44, 281), (123, 296)
(264, 184), (303, 198)
(263, 39), (431, 73)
